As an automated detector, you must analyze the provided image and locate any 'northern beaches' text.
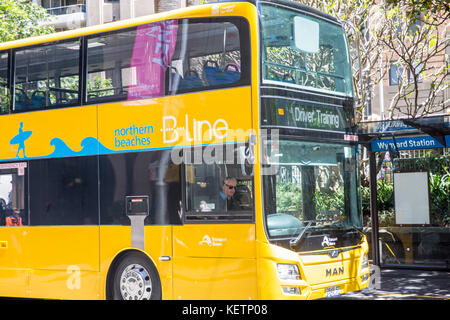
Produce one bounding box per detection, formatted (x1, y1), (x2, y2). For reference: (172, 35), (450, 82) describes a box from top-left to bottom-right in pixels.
(115, 124), (154, 147)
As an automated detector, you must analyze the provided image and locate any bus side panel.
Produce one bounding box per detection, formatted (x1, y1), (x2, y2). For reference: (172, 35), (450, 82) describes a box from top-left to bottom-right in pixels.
(99, 226), (173, 300)
(0, 106), (98, 162)
(26, 226), (100, 299)
(97, 87), (253, 153)
(172, 224), (257, 300)
(0, 227), (30, 298)
(30, 270), (100, 300)
(173, 256), (257, 299)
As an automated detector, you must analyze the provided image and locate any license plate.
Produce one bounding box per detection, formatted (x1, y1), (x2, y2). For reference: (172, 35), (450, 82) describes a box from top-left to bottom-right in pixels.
(326, 285), (340, 297)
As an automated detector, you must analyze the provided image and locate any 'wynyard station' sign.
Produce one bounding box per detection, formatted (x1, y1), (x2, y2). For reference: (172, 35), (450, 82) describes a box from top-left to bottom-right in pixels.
(371, 136), (445, 152)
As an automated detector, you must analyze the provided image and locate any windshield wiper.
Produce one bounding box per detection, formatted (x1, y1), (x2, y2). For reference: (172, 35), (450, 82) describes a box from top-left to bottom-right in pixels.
(289, 221), (313, 248)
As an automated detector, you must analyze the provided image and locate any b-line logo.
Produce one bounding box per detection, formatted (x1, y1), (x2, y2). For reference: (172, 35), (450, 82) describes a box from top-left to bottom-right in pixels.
(199, 235), (227, 247)
(162, 115), (228, 144)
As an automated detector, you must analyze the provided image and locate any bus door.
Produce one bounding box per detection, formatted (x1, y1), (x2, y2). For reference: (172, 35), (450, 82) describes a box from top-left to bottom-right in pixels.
(173, 147), (257, 299)
(0, 163), (29, 297)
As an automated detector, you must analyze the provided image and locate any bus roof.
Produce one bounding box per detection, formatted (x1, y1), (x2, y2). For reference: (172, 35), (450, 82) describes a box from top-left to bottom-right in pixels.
(0, 0), (339, 51)
(211, 0), (339, 24)
(0, 2), (228, 51)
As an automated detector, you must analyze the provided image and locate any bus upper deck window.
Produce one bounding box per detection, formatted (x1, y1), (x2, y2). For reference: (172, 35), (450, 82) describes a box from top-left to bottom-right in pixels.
(0, 52), (9, 114)
(14, 40), (80, 111)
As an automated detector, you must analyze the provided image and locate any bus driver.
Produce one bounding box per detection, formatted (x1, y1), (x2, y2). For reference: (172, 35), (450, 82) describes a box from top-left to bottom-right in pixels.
(217, 177), (241, 211)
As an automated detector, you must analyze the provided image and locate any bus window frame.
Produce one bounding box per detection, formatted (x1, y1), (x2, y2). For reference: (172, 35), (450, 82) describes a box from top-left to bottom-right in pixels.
(0, 49), (13, 115)
(0, 15), (252, 115)
(0, 161), (29, 227)
(84, 17), (251, 104)
(11, 38), (83, 113)
(180, 149), (256, 225)
(258, 1), (353, 98)
(84, 25), (138, 105)
(168, 17), (252, 96)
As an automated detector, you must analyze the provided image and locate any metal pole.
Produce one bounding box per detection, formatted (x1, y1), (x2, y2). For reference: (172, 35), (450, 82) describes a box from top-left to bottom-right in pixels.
(369, 149), (380, 266)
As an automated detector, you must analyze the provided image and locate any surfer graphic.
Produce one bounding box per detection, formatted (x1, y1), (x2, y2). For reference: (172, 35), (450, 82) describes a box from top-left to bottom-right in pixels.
(10, 122), (32, 158)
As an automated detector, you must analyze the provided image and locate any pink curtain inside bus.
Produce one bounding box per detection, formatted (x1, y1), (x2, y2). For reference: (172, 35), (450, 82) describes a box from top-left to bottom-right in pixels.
(127, 20), (178, 100)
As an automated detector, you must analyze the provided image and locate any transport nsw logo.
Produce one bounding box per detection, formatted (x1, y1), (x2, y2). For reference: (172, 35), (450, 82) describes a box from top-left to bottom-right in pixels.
(321, 236), (338, 248)
(199, 235), (227, 247)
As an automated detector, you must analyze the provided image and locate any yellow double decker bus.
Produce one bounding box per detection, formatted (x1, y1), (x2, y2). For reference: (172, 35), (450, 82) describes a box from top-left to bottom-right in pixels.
(0, 0), (369, 300)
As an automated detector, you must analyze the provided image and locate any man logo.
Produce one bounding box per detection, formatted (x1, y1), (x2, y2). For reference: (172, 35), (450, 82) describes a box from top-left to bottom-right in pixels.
(326, 267), (344, 277)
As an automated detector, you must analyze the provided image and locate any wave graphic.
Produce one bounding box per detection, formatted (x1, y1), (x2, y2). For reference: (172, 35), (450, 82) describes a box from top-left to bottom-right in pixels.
(49, 138), (78, 157)
(80, 137), (115, 155)
(47, 137), (115, 158)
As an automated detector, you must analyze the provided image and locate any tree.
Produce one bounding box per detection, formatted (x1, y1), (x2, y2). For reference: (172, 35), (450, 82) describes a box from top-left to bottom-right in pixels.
(291, 0), (390, 121)
(0, 0), (54, 113)
(386, 0), (449, 25)
(295, 0), (449, 121)
(374, 2), (449, 119)
(0, 0), (54, 43)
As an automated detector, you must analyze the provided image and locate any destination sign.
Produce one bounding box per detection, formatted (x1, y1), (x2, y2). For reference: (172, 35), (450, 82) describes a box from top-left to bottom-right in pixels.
(261, 97), (352, 132)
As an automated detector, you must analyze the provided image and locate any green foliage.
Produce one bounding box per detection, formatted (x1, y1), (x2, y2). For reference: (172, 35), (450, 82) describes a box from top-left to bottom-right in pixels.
(386, 0), (449, 17)
(315, 189), (344, 220)
(275, 182), (347, 221)
(360, 180), (395, 227)
(360, 185), (371, 216)
(87, 77), (114, 98)
(360, 160), (450, 227)
(276, 183), (303, 215)
(0, 89), (10, 114)
(0, 0), (54, 43)
(376, 179), (394, 212)
(429, 171), (450, 226)
(0, 1), (55, 114)
(378, 209), (395, 226)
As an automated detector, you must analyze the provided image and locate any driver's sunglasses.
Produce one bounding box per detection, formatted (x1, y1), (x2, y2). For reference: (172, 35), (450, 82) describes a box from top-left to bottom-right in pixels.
(225, 184), (236, 190)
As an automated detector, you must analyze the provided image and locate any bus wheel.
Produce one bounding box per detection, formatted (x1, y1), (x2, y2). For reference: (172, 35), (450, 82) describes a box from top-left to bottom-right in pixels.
(112, 252), (161, 300)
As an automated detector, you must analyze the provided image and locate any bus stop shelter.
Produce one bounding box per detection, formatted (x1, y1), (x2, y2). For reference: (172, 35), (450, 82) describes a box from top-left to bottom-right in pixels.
(358, 115), (450, 271)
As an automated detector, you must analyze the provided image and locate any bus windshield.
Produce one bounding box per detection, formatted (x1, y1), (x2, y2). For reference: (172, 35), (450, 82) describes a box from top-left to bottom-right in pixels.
(260, 3), (354, 97)
(262, 139), (362, 246)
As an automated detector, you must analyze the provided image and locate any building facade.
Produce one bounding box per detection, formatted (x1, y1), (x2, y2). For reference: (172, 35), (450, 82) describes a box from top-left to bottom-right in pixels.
(33, 0), (202, 31)
(370, 32), (449, 121)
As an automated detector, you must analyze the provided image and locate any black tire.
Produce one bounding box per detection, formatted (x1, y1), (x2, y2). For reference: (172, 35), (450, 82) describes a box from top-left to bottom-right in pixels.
(111, 252), (162, 300)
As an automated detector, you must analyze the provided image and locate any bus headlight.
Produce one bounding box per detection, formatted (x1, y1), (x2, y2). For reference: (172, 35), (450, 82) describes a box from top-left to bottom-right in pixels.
(282, 286), (301, 295)
(361, 254), (369, 269)
(277, 264), (301, 281)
